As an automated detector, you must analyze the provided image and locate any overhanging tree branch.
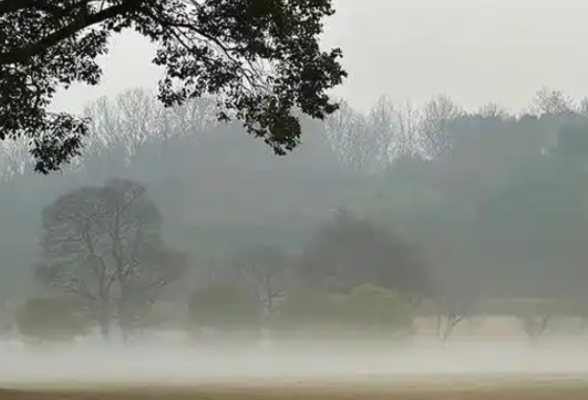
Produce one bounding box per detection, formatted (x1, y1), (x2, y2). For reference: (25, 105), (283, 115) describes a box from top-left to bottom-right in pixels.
(0, 2), (130, 65)
(0, 0), (345, 173)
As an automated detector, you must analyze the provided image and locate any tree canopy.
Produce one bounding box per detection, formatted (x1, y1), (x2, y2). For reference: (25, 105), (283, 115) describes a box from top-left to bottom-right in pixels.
(298, 209), (430, 301)
(0, 0), (346, 173)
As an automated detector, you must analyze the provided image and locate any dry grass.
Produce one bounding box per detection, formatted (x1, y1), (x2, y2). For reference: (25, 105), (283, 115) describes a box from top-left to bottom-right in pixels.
(4, 380), (588, 400)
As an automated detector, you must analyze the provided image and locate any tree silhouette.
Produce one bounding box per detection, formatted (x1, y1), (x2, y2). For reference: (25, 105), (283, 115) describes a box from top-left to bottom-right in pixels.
(298, 210), (430, 302)
(36, 178), (186, 340)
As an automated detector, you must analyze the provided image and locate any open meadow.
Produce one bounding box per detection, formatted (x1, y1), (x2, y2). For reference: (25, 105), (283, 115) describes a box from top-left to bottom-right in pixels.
(3, 338), (588, 400)
(5, 377), (588, 400)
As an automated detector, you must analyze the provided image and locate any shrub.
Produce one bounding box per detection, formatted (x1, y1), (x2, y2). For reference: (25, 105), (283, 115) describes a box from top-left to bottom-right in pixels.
(17, 297), (86, 343)
(272, 284), (414, 340)
(187, 285), (260, 341)
(342, 284), (414, 334)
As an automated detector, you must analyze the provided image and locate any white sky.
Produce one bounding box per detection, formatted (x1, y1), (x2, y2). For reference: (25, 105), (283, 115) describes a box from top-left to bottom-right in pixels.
(51, 0), (588, 114)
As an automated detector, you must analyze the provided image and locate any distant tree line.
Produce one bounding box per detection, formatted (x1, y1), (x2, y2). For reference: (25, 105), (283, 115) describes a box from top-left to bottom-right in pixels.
(2, 87), (588, 343)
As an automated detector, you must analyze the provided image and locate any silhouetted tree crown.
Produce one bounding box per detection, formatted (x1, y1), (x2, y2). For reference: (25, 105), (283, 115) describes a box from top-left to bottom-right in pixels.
(36, 178), (186, 339)
(0, 0), (346, 173)
(298, 210), (430, 301)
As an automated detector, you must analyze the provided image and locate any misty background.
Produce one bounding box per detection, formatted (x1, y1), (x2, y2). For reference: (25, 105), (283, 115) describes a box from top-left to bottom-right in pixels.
(3, 0), (588, 345)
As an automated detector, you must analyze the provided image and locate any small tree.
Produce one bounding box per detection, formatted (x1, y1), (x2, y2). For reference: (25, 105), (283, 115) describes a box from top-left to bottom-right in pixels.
(529, 88), (573, 116)
(17, 297), (86, 343)
(512, 299), (556, 339)
(225, 245), (292, 315)
(419, 95), (463, 157)
(483, 298), (556, 339)
(433, 298), (473, 341)
(429, 284), (478, 341)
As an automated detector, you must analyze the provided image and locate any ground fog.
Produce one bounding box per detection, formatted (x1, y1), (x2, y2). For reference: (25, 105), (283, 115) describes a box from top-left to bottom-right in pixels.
(2, 337), (588, 388)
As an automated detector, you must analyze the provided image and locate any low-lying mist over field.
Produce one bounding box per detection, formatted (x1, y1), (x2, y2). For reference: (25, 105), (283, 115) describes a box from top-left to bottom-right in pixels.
(8, 2), (588, 398)
(3, 338), (588, 388)
(5, 91), (588, 391)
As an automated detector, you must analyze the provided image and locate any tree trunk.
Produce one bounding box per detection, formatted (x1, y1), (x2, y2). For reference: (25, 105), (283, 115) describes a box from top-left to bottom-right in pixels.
(98, 299), (112, 341)
(98, 312), (111, 341)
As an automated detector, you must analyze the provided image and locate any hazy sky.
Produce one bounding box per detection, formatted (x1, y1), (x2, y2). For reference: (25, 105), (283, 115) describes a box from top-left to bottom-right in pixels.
(52, 0), (588, 114)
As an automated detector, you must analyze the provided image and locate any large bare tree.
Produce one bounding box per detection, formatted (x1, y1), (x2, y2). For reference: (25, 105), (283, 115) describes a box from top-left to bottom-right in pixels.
(36, 178), (186, 340)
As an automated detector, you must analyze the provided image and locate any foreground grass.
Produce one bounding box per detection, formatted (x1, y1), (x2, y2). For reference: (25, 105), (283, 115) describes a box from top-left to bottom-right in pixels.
(4, 381), (588, 400)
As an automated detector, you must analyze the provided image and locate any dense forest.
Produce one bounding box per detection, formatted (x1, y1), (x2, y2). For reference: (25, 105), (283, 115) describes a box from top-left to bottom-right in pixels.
(2, 87), (588, 341)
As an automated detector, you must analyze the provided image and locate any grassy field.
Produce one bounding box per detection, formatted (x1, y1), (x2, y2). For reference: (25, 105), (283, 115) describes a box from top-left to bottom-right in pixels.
(4, 379), (588, 400)
(3, 337), (588, 400)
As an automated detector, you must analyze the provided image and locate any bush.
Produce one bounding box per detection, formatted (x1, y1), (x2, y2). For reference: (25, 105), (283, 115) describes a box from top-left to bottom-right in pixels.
(298, 211), (429, 299)
(270, 288), (336, 332)
(342, 284), (414, 334)
(272, 284), (414, 340)
(187, 285), (260, 341)
(17, 297), (86, 343)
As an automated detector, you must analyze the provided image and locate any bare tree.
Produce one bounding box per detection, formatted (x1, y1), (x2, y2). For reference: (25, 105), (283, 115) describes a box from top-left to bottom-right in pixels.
(81, 96), (137, 175)
(36, 178), (186, 340)
(393, 101), (423, 157)
(0, 139), (29, 179)
(427, 250), (478, 341)
(529, 88), (573, 116)
(365, 96), (399, 167)
(512, 299), (557, 339)
(115, 88), (165, 144)
(323, 99), (369, 171)
(82, 90), (167, 166)
(166, 96), (219, 139)
(434, 295), (475, 341)
(419, 95), (463, 158)
(366, 97), (423, 165)
(218, 246), (291, 316)
(517, 314), (551, 338)
(478, 102), (510, 119)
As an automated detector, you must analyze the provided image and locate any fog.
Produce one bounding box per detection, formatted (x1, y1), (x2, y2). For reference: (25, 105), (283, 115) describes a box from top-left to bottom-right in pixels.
(2, 339), (588, 388)
(4, 92), (588, 390)
(7, 1), (588, 392)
